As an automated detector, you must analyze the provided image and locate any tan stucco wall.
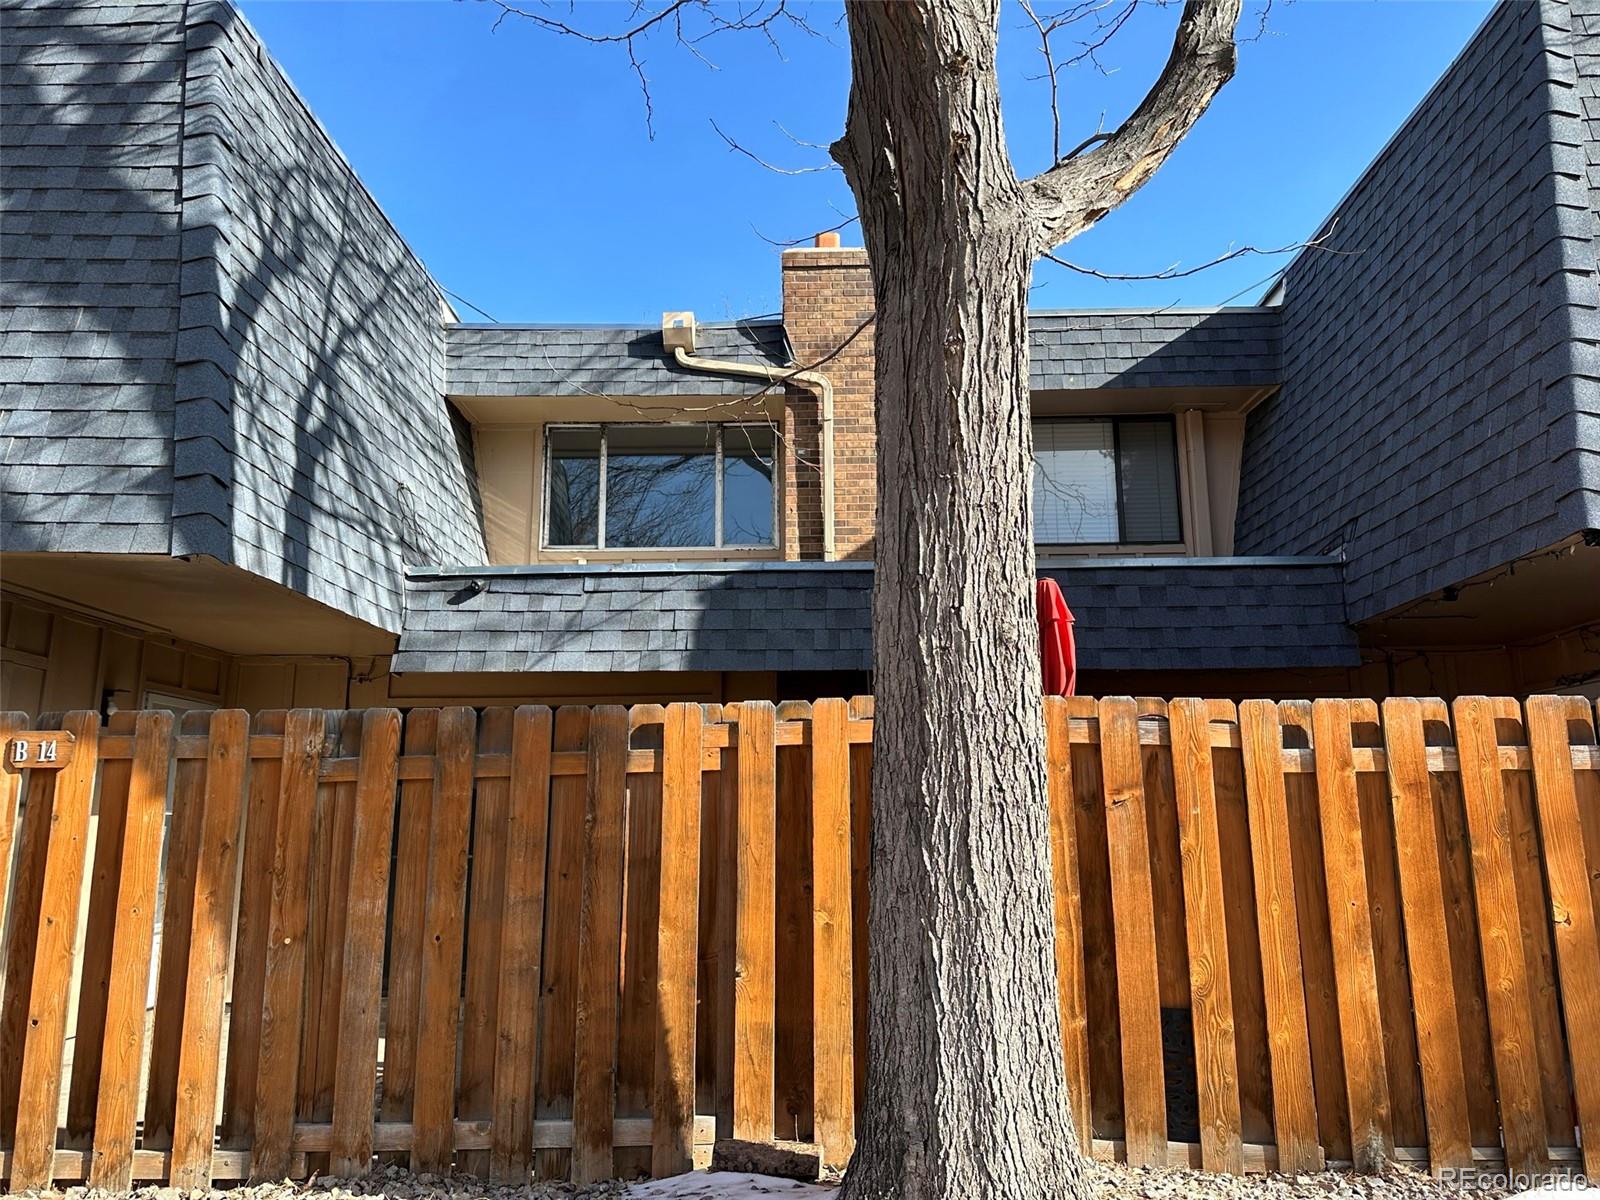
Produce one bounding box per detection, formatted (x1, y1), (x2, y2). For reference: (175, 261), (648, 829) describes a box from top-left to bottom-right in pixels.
(2, 590), (233, 717)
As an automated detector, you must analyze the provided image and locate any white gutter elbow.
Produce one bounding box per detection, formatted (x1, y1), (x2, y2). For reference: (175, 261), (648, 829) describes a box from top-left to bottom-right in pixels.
(670, 345), (837, 562)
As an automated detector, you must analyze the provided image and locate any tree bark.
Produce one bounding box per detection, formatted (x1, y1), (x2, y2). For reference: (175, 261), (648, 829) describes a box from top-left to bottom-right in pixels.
(830, 2), (1241, 1197)
(832, 6), (1083, 1200)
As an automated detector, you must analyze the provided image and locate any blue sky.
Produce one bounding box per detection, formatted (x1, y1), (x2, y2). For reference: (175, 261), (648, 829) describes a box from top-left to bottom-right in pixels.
(237, 0), (1493, 324)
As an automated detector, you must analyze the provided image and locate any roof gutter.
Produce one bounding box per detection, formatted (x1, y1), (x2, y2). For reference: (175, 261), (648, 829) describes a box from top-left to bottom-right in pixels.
(666, 337), (837, 561)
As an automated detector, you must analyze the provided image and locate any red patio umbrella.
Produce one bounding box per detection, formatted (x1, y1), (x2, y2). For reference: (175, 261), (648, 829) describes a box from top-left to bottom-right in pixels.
(1036, 577), (1077, 697)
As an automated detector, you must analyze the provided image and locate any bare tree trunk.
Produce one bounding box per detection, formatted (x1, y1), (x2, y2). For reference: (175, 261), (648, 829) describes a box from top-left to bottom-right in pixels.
(833, 6), (1083, 1199)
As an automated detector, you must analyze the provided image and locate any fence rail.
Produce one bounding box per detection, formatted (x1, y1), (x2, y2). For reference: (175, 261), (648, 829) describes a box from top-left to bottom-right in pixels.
(0, 696), (1598, 1189)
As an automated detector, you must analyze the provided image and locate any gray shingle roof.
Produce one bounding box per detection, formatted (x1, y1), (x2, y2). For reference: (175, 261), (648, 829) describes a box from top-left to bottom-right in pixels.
(445, 310), (1280, 399)
(1, 0), (186, 556)
(1235, 0), (1600, 621)
(2, 0), (486, 631)
(445, 321), (792, 397)
(393, 559), (1355, 675)
(177, 0), (485, 626)
(1028, 308), (1281, 392)
(1565, 0), (1600, 535)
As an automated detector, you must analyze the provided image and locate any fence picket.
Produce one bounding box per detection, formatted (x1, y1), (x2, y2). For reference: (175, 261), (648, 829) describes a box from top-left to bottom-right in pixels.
(1169, 699), (1242, 1173)
(655, 703), (705, 1176)
(1524, 695), (1600, 1178)
(3, 695), (1599, 1188)
(572, 705), (629, 1183)
(1139, 698), (1190, 1014)
(66, 710), (136, 1146)
(774, 701), (813, 1144)
(0, 711), (26, 945)
(412, 707), (478, 1175)
(330, 709), (402, 1176)
(8, 711), (99, 1191)
(620, 706), (667, 1181)
(536, 707), (592, 1180)
(0, 711), (58, 1140)
(1311, 699), (1394, 1172)
(170, 709), (251, 1189)
(1452, 696), (1547, 1177)
(1381, 698), (1471, 1174)
(1099, 696), (1167, 1166)
(251, 709), (327, 1180)
(459, 708), (515, 1177)
(714, 725), (739, 1139)
(304, 711), (363, 1154)
(1044, 697), (1092, 1155)
(1503, 752), (1578, 1148)
(143, 709), (212, 1150)
(848, 714), (872, 1121)
(1238, 701), (1320, 1172)
(221, 709), (287, 1148)
(1211, 719), (1273, 1147)
(88, 710), (175, 1191)
(733, 700), (779, 1143)
(492, 705), (555, 1183)
(811, 698), (854, 1168)
(380, 708), (438, 1146)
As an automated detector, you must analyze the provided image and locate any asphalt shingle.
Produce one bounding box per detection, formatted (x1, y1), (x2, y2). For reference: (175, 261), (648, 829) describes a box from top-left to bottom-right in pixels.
(1235, 0), (1600, 619)
(393, 560), (1356, 676)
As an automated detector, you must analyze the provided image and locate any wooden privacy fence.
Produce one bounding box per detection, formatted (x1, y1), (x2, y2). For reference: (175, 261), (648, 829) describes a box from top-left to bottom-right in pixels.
(0, 696), (1598, 1190)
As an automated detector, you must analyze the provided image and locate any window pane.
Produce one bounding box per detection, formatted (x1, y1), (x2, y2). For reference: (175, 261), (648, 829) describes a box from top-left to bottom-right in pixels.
(722, 425), (776, 546)
(606, 424), (716, 547)
(546, 427), (600, 547)
(1033, 420), (1119, 543)
(1118, 418), (1181, 543)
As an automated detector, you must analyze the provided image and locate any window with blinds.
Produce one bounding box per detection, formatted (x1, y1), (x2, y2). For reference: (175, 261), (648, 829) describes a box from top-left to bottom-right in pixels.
(1032, 416), (1182, 545)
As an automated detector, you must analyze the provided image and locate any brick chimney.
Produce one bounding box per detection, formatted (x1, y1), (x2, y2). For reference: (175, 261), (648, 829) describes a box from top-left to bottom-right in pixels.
(781, 235), (875, 560)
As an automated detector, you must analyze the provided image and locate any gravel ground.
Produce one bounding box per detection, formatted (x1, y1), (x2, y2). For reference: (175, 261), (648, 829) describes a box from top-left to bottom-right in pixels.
(1088, 1161), (1523, 1200)
(7, 1161), (1554, 1200)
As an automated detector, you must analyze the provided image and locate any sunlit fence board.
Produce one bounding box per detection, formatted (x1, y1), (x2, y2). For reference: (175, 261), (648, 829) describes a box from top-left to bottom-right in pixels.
(3, 696), (1599, 1189)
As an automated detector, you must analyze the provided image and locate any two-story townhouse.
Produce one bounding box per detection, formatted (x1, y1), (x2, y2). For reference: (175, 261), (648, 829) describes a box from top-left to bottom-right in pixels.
(3, 0), (1598, 717)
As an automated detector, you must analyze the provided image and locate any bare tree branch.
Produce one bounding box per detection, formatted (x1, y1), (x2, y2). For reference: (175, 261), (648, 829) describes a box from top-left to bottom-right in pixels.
(480, 0), (816, 139)
(750, 212), (860, 248)
(711, 117), (840, 175)
(1041, 222), (1344, 282)
(1017, 0), (1064, 162)
(1021, 0), (1243, 251)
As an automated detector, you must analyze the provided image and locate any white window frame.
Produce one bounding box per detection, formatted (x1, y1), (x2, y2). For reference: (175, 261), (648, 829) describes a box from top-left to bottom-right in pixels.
(541, 421), (779, 551)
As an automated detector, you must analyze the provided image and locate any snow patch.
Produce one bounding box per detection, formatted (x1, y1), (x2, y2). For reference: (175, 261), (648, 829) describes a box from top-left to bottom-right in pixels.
(629, 1172), (835, 1200)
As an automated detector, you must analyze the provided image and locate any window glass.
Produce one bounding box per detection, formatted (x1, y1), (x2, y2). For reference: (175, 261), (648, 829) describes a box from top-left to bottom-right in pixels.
(722, 425), (776, 546)
(604, 424), (716, 548)
(1031, 416), (1182, 545)
(1033, 420), (1119, 543)
(1118, 418), (1182, 543)
(546, 426), (600, 547)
